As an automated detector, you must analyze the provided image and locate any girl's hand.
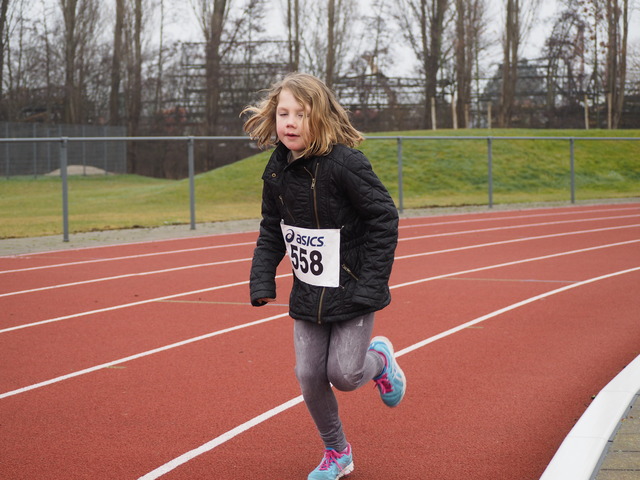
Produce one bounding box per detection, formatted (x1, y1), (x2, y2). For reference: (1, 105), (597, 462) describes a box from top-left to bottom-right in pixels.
(257, 297), (275, 305)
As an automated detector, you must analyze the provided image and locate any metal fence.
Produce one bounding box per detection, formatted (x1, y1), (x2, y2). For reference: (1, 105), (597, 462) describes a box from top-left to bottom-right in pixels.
(0, 135), (638, 242)
(1, 122), (127, 177)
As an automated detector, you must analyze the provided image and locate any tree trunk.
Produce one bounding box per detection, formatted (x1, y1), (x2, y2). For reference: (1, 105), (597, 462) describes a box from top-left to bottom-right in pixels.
(455, 0), (474, 128)
(0, 0), (9, 119)
(61, 0), (79, 124)
(110, 0), (124, 126)
(128, 0), (142, 173)
(287, 0), (300, 71)
(499, 0), (518, 127)
(154, 0), (165, 113)
(326, 0), (335, 88)
(204, 0), (227, 167)
(606, 0), (629, 128)
(426, 0), (447, 129)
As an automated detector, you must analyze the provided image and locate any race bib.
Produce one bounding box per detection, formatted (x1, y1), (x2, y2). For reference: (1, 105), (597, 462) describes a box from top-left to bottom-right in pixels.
(280, 223), (340, 287)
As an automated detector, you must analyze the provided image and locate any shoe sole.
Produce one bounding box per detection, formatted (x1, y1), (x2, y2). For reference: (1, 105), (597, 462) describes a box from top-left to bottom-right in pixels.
(339, 461), (354, 478)
(371, 336), (407, 407)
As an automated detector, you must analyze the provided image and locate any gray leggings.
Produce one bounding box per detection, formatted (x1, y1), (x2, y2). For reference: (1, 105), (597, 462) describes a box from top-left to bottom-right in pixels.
(293, 313), (384, 451)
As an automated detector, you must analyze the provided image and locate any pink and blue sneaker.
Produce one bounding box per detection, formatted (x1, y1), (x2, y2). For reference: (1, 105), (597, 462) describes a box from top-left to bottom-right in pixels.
(369, 336), (407, 407)
(308, 444), (354, 480)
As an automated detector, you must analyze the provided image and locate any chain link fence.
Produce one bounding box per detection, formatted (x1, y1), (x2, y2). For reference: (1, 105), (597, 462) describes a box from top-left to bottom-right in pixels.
(1, 122), (127, 177)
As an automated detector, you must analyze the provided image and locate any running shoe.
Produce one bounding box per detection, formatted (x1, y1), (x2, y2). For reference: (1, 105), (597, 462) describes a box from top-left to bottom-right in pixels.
(369, 336), (407, 407)
(308, 444), (354, 480)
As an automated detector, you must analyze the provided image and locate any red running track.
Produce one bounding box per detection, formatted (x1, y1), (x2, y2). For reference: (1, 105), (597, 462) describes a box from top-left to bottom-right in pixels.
(1, 203), (639, 479)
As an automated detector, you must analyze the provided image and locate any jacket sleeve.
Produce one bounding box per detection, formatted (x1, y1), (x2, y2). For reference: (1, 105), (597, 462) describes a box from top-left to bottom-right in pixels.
(250, 181), (286, 306)
(339, 150), (399, 306)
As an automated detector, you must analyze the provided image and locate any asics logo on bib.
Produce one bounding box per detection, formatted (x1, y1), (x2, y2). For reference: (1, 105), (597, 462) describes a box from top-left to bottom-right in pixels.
(281, 223), (340, 288)
(284, 229), (325, 247)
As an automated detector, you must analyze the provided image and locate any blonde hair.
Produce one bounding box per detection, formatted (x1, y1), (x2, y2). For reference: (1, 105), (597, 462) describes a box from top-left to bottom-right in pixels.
(242, 72), (364, 158)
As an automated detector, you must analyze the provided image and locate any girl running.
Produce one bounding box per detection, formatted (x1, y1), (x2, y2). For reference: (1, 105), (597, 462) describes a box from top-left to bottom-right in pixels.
(242, 72), (406, 480)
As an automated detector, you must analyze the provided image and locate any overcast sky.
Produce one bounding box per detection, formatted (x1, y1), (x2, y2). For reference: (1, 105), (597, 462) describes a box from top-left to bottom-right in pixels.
(163, 0), (590, 75)
(27, 0), (640, 77)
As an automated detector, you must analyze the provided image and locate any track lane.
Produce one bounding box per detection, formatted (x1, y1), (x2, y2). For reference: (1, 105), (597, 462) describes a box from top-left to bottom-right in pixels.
(136, 267), (640, 479)
(2, 219), (637, 329)
(1, 235), (637, 392)
(2, 204), (636, 275)
(1, 204), (638, 479)
(4, 265), (638, 479)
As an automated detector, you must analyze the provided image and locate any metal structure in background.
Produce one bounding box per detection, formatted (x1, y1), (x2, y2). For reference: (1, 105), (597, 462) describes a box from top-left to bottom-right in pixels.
(0, 135), (638, 242)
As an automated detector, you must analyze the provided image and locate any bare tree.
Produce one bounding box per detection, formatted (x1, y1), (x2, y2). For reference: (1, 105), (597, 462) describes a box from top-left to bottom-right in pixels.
(284, 0), (300, 71)
(299, 0), (358, 82)
(605, 0), (630, 128)
(203, 0), (226, 137)
(499, 0), (518, 126)
(60, 0), (79, 123)
(1, 0), (26, 121)
(454, 0), (487, 127)
(190, 0), (267, 169)
(356, 0), (395, 75)
(121, 0), (143, 172)
(326, 0), (335, 87)
(396, 0), (450, 129)
(192, 0), (265, 137)
(58, 0), (100, 124)
(129, 0), (142, 137)
(109, 0), (125, 125)
(498, 0), (540, 127)
(0, 0), (10, 118)
(154, 0), (165, 112)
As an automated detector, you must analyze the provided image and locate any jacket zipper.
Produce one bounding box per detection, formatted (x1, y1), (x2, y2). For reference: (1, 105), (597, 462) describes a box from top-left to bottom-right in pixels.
(342, 263), (359, 281)
(305, 162), (325, 323)
(304, 164), (321, 229)
(279, 195), (296, 223)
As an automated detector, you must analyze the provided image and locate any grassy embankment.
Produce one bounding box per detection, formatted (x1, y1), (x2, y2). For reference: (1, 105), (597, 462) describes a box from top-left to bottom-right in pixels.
(1, 129), (638, 238)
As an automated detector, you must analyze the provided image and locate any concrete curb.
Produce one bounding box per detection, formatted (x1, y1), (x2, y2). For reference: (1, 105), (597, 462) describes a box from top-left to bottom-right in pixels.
(540, 355), (640, 480)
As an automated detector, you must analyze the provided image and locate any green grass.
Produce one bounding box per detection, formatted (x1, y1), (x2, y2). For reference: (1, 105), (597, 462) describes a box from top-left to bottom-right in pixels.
(1, 128), (638, 238)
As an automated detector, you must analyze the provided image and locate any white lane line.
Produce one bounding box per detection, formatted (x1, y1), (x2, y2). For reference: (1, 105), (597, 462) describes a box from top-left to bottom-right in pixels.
(391, 239), (639, 290)
(2, 221), (637, 333)
(394, 266), (640, 355)
(0, 312), (290, 400)
(2, 212), (637, 275)
(3, 229), (260, 259)
(137, 265), (640, 480)
(0, 240), (256, 275)
(0, 258), (251, 299)
(398, 214), (640, 242)
(137, 395), (306, 480)
(2, 240), (637, 395)
(2, 228), (638, 334)
(0, 274), (288, 334)
(3, 221), (638, 299)
(398, 205), (640, 229)
(395, 224), (640, 261)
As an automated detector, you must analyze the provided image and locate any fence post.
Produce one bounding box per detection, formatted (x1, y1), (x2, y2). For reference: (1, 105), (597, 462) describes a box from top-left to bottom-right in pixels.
(570, 138), (575, 204)
(487, 137), (493, 208)
(61, 138), (70, 242)
(397, 137), (404, 213)
(4, 123), (8, 178)
(188, 137), (196, 230)
(32, 123), (37, 178)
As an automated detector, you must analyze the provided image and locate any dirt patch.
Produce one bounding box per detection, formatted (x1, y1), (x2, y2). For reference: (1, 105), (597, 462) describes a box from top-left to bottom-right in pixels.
(46, 165), (112, 176)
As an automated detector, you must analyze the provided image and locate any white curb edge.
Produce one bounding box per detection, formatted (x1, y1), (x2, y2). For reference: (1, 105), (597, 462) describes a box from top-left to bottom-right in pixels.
(540, 354), (640, 480)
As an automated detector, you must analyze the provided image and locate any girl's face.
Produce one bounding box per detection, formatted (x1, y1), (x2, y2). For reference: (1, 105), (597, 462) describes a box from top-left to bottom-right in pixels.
(276, 88), (309, 159)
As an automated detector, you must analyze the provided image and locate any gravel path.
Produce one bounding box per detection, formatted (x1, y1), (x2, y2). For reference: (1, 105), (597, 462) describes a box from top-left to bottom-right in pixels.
(1, 199), (637, 257)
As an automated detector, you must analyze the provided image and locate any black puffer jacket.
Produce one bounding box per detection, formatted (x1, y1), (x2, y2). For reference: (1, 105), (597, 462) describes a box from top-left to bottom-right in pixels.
(250, 142), (399, 323)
